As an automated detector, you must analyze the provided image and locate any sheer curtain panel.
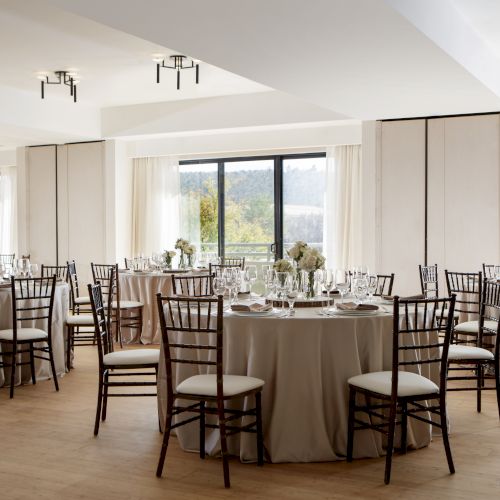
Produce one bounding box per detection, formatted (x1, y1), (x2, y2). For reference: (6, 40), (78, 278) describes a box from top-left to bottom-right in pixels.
(323, 145), (362, 270)
(0, 165), (17, 254)
(132, 157), (180, 256)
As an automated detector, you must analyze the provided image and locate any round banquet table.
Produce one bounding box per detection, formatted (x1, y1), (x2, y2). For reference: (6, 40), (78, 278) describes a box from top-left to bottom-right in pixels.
(157, 305), (438, 463)
(119, 270), (206, 344)
(0, 282), (70, 388)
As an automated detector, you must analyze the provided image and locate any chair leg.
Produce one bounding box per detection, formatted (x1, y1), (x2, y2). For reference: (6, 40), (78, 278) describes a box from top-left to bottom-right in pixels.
(255, 391), (264, 466)
(9, 343), (17, 399)
(102, 371), (109, 421)
(29, 342), (36, 385)
(494, 359), (500, 419)
(400, 401), (408, 454)
(217, 399), (231, 488)
(200, 401), (206, 459)
(94, 373), (104, 436)
(440, 395), (455, 474)
(477, 364), (483, 413)
(66, 325), (72, 372)
(346, 386), (356, 462)
(156, 402), (174, 477)
(384, 400), (397, 485)
(48, 342), (59, 392)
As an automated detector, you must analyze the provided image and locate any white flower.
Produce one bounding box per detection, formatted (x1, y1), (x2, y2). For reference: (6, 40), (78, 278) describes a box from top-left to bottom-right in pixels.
(298, 247), (325, 272)
(175, 238), (190, 251)
(184, 244), (196, 255)
(273, 259), (293, 273)
(287, 241), (308, 261)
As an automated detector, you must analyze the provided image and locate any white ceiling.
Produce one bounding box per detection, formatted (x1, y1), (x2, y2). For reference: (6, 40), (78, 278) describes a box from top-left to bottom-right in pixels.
(0, 0), (271, 107)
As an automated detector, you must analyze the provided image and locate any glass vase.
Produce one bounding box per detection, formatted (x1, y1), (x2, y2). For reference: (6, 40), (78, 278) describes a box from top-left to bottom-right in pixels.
(305, 271), (316, 300)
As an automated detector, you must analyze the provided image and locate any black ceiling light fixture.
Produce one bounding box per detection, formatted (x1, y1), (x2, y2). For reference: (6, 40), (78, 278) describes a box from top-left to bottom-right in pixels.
(152, 54), (200, 90)
(37, 70), (79, 102)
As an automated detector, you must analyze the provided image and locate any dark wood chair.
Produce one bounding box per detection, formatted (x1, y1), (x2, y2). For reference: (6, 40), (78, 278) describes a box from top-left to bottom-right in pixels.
(374, 273), (394, 296)
(88, 280), (159, 436)
(67, 260), (91, 314)
(220, 257), (245, 268)
(171, 274), (213, 297)
(346, 295), (456, 484)
(91, 263), (144, 348)
(156, 293), (264, 488)
(209, 263), (243, 276)
(41, 264), (68, 281)
(446, 277), (500, 415)
(0, 276), (58, 398)
(419, 264), (458, 322)
(482, 264), (498, 280)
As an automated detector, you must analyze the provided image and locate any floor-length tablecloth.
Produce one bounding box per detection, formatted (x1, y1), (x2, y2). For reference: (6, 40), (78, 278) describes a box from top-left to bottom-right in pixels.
(157, 307), (438, 463)
(0, 283), (70, 388)
(119, 271), (205, 344)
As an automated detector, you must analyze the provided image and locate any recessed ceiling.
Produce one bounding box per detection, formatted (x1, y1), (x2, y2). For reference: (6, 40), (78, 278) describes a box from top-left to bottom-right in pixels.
(0, 0), (271, 107)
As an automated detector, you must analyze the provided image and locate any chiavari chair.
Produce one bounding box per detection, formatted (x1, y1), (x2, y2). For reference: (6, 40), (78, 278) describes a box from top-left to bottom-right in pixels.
(419, 264), (458, 322)
(446, 279), (500, 415)
(209, 263), (242, 277)
(374, 273), (394, 296)
(156, 294), (264, 488)
(171, 274), (213, 297)
(220, 256), (245, 268)
(0, 276), (58, 398)
(482, 263), (498, 280)
(91, 263), (144, 347)
(88, 281), (159, 436)
(67, 260), (91, 314)
(346, 295), (456, 484)
(41, 264), (69, 282)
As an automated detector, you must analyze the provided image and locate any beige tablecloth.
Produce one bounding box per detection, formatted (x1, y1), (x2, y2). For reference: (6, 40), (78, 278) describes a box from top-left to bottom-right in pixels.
(119, 271), (206, 344)
(157, 307), (437, 463)
(0, 283), (70, 388)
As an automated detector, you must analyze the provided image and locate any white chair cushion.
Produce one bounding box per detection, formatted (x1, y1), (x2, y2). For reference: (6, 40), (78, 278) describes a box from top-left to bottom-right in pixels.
(348, 370), (439, 397)
(0, 328), (48, 342)
(442, 309), (459, 319)
(74, 296), (91, 305)
(111, 300), (143, 309)
(66, 314), (95, 326)
(454, 320), (497, 333)
(103, 349), (160, 366)
(176, 374), (265, 397)
(448, 344), (494, 361)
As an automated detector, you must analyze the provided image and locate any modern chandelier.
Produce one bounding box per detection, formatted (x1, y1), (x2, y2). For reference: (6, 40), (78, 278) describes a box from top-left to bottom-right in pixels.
(152, 54), (200, 90)
(37, 71), (79, 103)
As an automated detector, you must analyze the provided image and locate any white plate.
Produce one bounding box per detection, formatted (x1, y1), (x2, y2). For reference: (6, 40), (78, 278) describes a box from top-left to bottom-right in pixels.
(230, 309), (275, 317)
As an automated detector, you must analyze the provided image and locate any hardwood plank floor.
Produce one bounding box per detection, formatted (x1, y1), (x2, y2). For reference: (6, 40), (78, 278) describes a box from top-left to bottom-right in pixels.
(1, 346), (500, 499)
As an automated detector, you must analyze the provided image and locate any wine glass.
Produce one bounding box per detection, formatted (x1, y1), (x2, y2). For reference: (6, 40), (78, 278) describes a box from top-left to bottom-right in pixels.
(245, 265), (258, 294)
(17, 258), (29, 278)
(223, 268), (238, 305)
(285, 274), (299, 317)
(353, 277), (368, 303)
(335, 269), (349, 304)
(213, 276), (226, 296)
(265, 269), (276, 298)
(30, 263), (39, 278)
(366, 274), (378, 301)
(275, 272), (289, 315)
(322, 269), (335, 314)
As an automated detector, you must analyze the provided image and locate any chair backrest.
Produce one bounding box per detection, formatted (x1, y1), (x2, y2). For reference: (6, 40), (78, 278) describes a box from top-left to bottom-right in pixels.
(391, 295), (456, 400)
(220, 257), (245, 268)
(0, 253), (15, 266)
(88, 281), (114, 365)
(375, 273), (394, 296)
(482, 264), (497, 280)
(479, 280), (500, 352)
(67, 260), (83, 301)
(419, 264), (439, 299)
(124, 258), (131, 270)
(171, 274), (213, 297)
(209, 263), (243, 276)
(91, 263), (119, 308)
(445, 270), (482, 315)
(41, 264), (68, 281)
(10, 276), (56, 343)
(157, 294), (223, 400)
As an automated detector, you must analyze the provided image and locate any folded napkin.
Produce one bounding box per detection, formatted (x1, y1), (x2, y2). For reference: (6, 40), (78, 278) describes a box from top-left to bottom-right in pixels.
(337, 302), (379, 311)
(231, 303), (273, 313)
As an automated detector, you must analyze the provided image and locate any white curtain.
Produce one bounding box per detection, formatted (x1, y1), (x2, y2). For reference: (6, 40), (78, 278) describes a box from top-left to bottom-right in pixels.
(0, 166), (17, 254)
(131, 157), (180, 256)
(323, 145), (362, 271)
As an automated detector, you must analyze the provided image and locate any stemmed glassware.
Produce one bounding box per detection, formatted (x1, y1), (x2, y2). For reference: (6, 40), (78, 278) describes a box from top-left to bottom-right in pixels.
(265, 269), (276, 298)
(213, 276), (226, 297)
(366, 274), (378, 301)
(30, 264), (39, 278)
(275, 272), (289, 315)
(244, 265), (258, 294)
(353, 276), (368, 304)
(335, 269), (349, 304)
(17, 258), (30, 278)
(285, 274), (299, 317)
(322, 269), (336, 314)
(223, 268), (239, 305)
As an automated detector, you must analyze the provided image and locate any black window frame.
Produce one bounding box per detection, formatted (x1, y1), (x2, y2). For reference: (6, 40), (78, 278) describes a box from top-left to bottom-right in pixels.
(179, 152), (326, 260)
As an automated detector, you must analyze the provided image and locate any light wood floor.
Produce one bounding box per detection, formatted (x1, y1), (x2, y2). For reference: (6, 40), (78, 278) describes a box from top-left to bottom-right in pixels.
(1, 347), (500, 500)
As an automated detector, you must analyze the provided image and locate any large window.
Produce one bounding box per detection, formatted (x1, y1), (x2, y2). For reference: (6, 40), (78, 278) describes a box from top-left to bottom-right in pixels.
(179, 153), (326, 263)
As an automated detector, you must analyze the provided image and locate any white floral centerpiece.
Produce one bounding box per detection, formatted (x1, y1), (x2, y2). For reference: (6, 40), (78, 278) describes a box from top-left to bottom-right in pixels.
(184, 244), (196, 268)
(287, 241), (308, 289)
(175, 238), (190, 268)
(273, 259), (293, 273)
(163, 250), (176, 269)
(298, 247), (326, 299)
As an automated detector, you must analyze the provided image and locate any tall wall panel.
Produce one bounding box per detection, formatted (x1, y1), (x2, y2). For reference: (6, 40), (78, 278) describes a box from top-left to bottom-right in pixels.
(379, 120), (426, 295)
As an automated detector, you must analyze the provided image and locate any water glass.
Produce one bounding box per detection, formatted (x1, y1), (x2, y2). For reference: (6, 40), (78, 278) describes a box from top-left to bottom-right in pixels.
(366, 274), (378, 301)
(335, 269), (349, 304)
(213, 276), (226, 296)
(285, 274), (299, 317)
(322, 269), (335, 312)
